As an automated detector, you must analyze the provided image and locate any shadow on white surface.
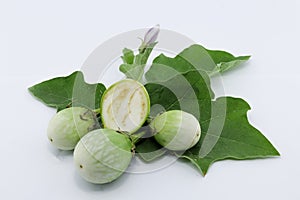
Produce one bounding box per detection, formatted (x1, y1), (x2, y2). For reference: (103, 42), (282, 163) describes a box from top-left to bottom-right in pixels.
(47, 140), (130, 191)
(47, 143), (73, 161)
(73, 168), (130, 191)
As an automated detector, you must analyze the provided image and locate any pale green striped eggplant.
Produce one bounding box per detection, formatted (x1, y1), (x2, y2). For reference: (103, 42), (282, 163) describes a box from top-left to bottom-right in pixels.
(74, 129), (133, 184)
(151, 110), (201, 151)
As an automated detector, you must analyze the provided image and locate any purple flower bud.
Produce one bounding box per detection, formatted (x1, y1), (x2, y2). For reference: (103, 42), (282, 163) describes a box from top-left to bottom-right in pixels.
(143, 24), (160, 45)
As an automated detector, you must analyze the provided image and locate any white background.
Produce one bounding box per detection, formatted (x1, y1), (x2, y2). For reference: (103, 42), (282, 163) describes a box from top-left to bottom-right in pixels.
(1, 0), (300, 199)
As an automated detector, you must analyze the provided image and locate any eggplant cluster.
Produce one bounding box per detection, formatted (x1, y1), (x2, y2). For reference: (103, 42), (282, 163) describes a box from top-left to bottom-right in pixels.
(47, 79), (201, 184)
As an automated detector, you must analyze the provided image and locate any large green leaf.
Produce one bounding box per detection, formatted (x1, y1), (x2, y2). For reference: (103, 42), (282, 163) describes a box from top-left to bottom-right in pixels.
(136, 51), (215, 161)
(181, 97), (280, 175)
(136, 46), (279, 173)
(28, 71), (106, 111)
(145, 45), (215, 122)
(206, 48), (251, 74)
(145, 70), (213, 123)
(147, 44), (250, 76)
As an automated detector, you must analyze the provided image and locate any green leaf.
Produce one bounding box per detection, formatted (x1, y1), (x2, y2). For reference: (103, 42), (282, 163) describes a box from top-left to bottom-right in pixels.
(137, 48), (279, 172)
(135, 53), (215, 162)
(119, 63), (145, 82)
(175, 44), (217, 73)
(145, 45), (214, 123)
(149, 44), (250, 76)
(135, 138), (167, 162)
(28, 71), (106, 112)
(119, 42), (157, 81)
(181, 97), (280, 175)
(206, 49), (251, 75)
(121, 48), (134, 64)
(136, 42), (157, 65)
(146, 70), (213, 123)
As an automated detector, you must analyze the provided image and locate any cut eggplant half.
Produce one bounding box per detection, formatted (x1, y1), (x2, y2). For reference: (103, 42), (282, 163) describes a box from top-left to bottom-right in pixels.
(101, 79), (150, 133)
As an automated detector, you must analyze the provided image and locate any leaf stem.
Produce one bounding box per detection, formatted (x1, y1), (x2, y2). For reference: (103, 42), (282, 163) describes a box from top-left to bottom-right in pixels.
(129, 126), (155, 145)
(93, 108), (101, 114)
(130, 131), (146, 144)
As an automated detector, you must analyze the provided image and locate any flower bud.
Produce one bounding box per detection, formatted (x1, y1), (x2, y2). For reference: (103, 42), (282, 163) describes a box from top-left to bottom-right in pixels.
(143, 24), (160, 45)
